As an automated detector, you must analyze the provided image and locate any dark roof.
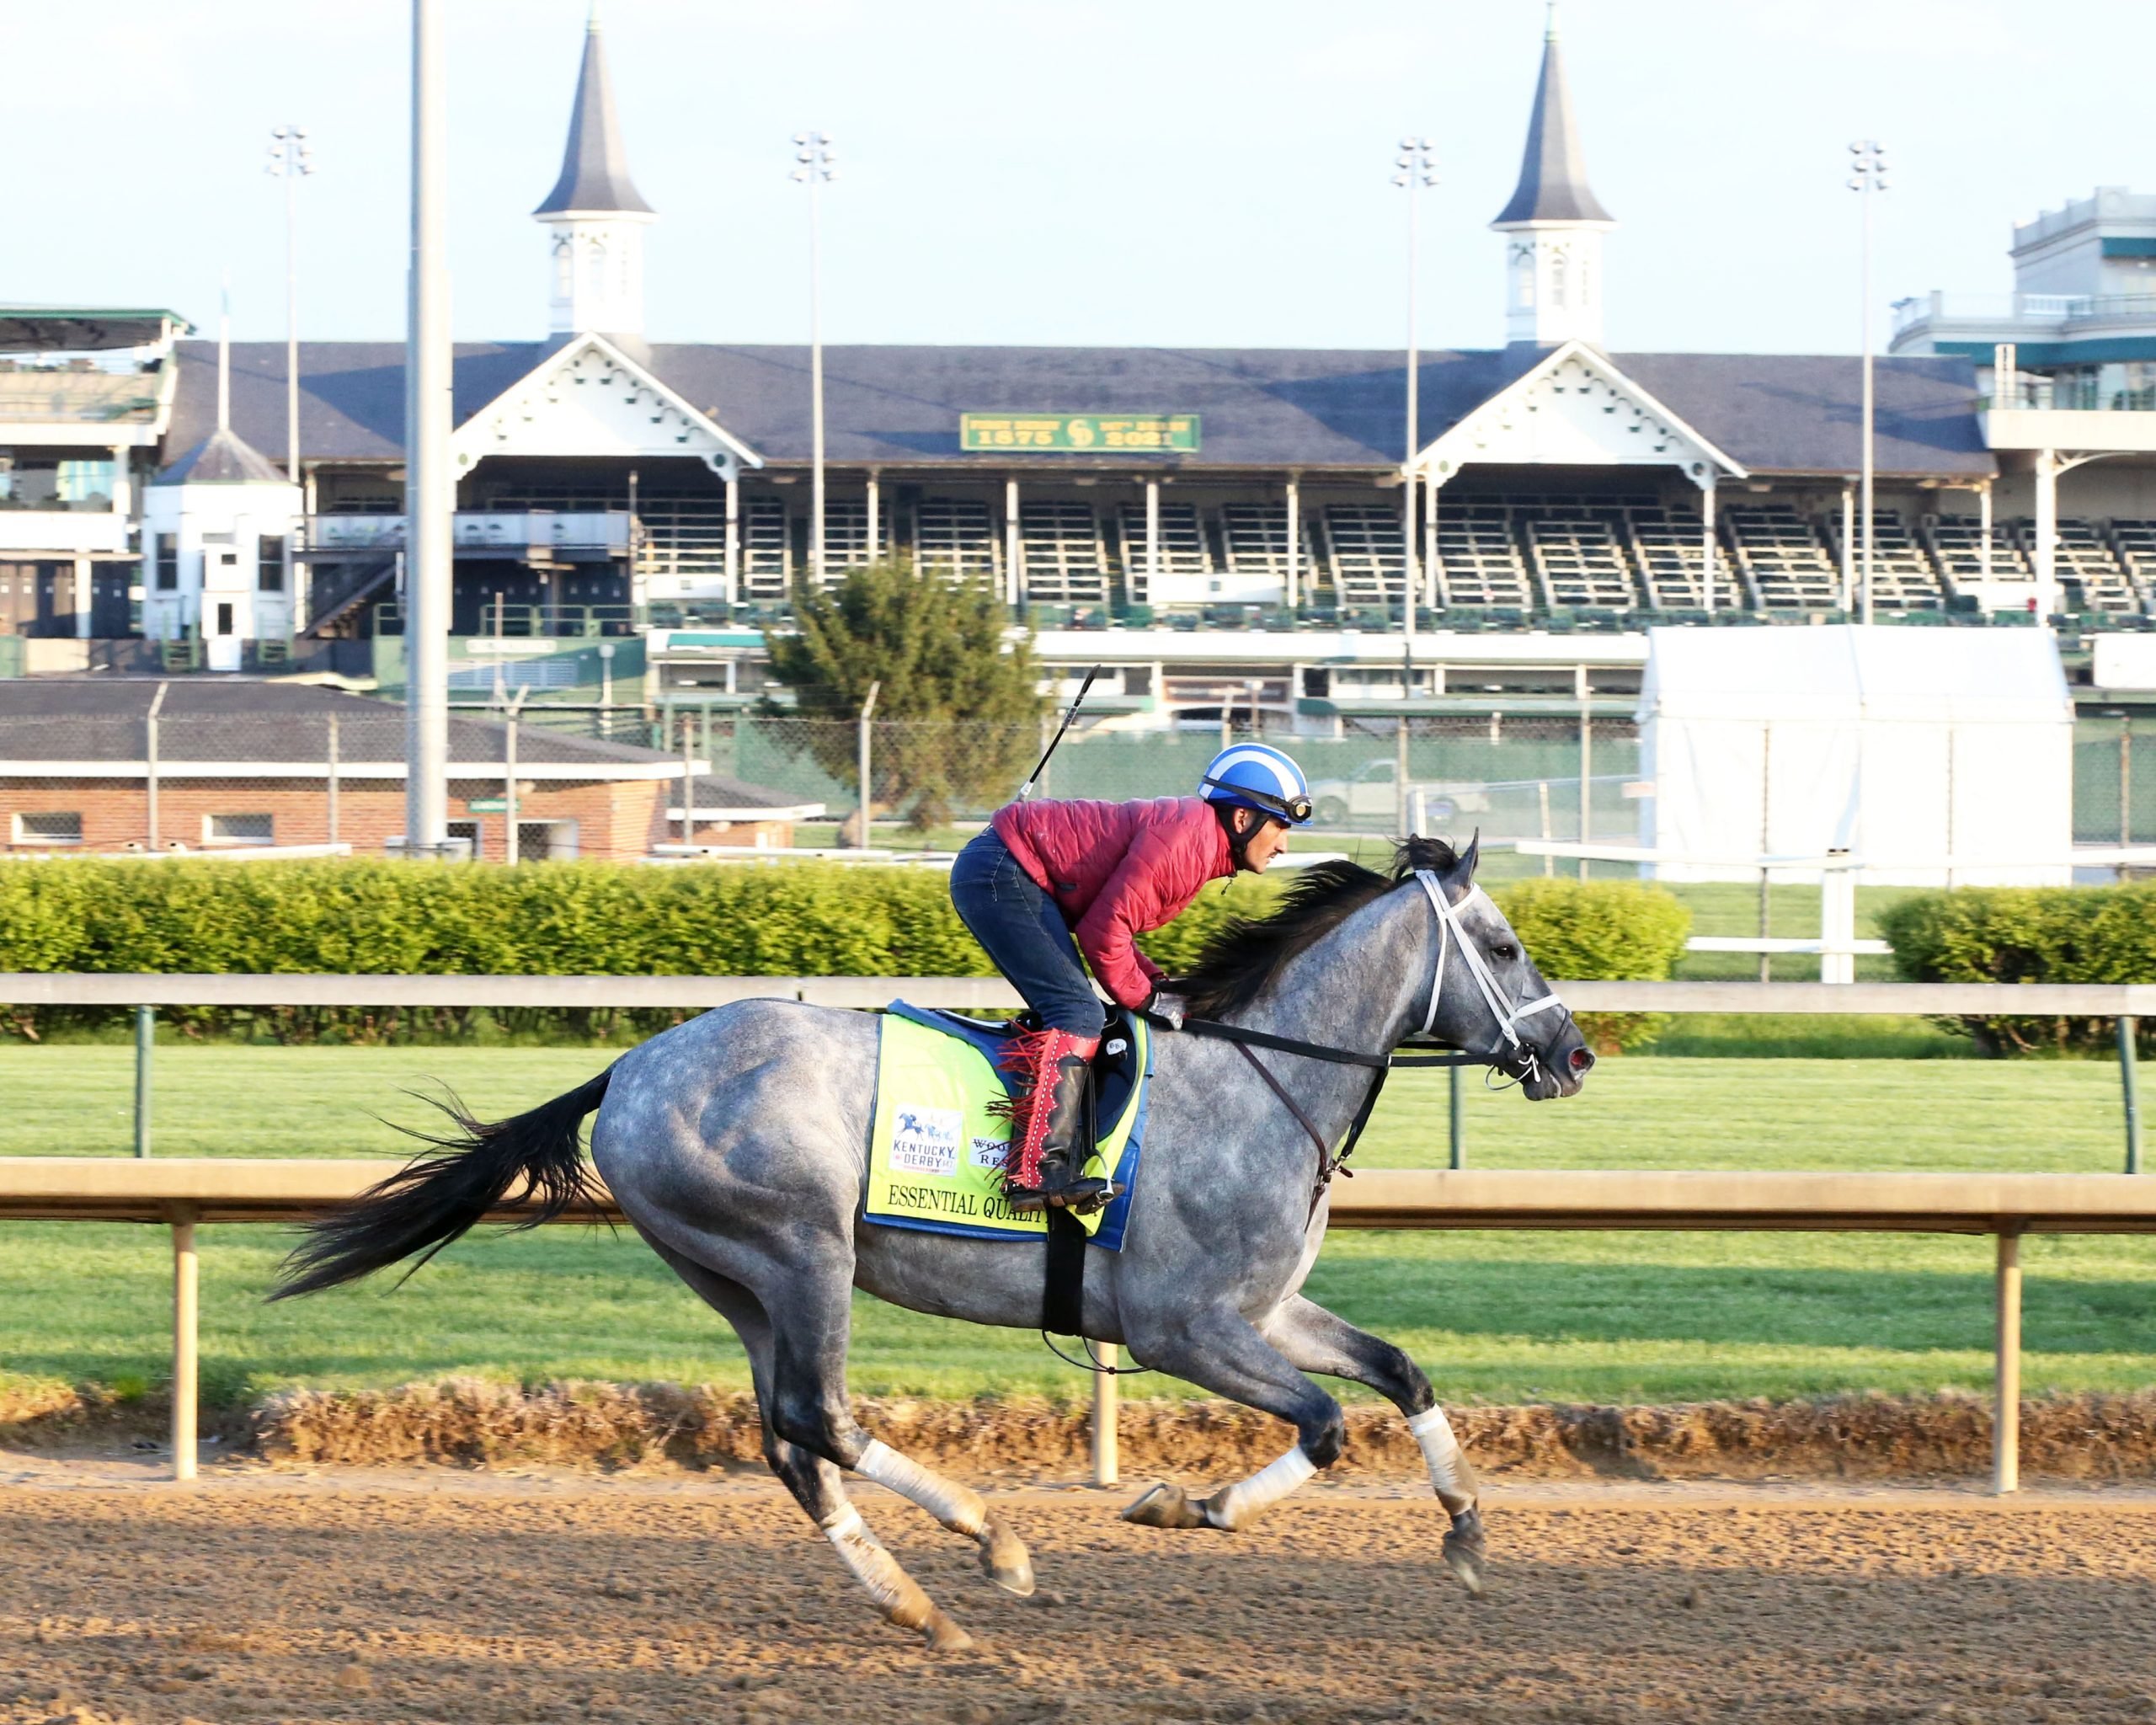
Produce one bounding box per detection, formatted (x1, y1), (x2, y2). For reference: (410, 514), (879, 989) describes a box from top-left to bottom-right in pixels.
(168, 339), (1994, 481)
(679, 775), (825, 814)
(532, 18), (652, 217)
(1492, 18), (1612, 227)
(152, 426), (289, 486)
(0, 305), (190, 352)
(0, 680), (683, 774)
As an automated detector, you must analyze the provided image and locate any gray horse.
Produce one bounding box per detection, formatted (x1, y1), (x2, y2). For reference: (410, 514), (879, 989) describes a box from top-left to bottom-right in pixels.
(277, 836), (1593, 1650)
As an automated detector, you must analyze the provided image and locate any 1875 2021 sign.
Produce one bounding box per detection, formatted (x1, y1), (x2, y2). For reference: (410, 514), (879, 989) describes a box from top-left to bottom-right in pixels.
(959, 413), (1200, 452)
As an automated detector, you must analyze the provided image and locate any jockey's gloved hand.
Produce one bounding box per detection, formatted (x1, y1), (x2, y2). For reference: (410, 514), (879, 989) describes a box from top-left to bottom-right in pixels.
(1145, 990), (1188, 1029)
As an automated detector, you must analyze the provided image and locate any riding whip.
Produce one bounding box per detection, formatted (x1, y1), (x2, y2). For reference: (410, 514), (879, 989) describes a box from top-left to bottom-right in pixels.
(1017, 663), (1104, 800)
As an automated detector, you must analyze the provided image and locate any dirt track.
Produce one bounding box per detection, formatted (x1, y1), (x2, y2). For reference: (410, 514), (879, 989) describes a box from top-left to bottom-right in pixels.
(3, 1465), (2155, 1725)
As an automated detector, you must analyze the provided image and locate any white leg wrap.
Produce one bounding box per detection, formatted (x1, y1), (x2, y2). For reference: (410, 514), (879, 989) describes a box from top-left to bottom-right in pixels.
(1203, 1445), (1316, 1532)
(1408, 1405), (1466, 1498)
(820, 1505), (927, 1622)
(854, 1438), (988, 1537)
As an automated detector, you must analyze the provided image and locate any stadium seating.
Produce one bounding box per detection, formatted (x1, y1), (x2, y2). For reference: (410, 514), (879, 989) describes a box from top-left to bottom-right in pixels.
(1018, 500), (1110, 604)
(2015, 517), (2143, 614)
(1919, 516), (2031, 594)
(1624, 505), (1737, 610)
(2108, 520), (2156, 595)
(1523, 511), (1642, 611)
(1429, 506), (1532, 610)
(1821, 510), (1947, 611)
(1320, 503), (1412, 606)
(915, 497), (1001, 583)
(1220, 502), (1320, 591)
(739, 494), (792, 600)
(1116, 502), (1214, 603)
(1721, 505), (1842, 611)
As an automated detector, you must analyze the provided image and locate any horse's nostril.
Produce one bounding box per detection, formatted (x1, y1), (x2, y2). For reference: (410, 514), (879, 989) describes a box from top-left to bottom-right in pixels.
(1568, 1046), (1595, 1076)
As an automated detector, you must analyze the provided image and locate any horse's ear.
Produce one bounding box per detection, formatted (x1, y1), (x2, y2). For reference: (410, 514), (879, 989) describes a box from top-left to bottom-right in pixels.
(1455, 830), (1481, 884)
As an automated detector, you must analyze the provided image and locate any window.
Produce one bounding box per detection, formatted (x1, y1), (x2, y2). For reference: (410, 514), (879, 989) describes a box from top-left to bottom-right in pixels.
(215, 601), (235, 636)
(1550, 245), (1570, 308)
(154, 533), (178, 591)
(13, 811), (82, 846)
(204, 812), (273, 845)
(0, 456), (113, 511)
(257, 535), (286, 592)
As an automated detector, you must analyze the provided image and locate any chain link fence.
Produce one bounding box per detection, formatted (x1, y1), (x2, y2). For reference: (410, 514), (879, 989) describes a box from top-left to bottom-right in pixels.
(13, 701), (2153, 868)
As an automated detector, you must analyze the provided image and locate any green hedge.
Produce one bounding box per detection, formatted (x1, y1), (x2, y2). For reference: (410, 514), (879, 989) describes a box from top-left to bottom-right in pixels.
(1880, 885), (2156, 1055)
(0, 860), (1688, 1047)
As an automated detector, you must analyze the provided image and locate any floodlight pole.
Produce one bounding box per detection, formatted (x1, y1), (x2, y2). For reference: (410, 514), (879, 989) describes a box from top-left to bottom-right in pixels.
(793, 132), (836, 588)
(267, 124), (314, 483)
(1394, 139), (1438, 650)
(1849, 141), (1889, 628)
(404, 0), (451, 857)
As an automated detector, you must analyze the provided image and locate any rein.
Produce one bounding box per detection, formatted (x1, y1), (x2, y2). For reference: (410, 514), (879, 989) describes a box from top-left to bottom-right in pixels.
(1152, 868), (1566, 1210)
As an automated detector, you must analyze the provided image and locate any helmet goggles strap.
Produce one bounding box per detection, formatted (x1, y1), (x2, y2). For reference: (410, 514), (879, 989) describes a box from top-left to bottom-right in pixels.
(1412, 869), (1566, 1067)
(1200, 776), (1313, 826)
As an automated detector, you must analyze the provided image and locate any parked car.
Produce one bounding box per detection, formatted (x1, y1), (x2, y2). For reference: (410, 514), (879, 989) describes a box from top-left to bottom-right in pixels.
(1306, 759), (1491, 830)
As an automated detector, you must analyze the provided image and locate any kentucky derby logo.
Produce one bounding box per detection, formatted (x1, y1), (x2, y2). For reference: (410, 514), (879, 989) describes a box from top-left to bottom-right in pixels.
(889, 1105), (963, 1178)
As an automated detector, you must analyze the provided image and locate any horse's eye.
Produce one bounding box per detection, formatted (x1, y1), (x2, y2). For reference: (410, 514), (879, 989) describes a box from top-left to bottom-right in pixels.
(1493, 944), (1518, 963)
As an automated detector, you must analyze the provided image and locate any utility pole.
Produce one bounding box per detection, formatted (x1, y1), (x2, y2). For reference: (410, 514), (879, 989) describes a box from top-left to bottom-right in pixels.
(1394, 137), (1438, 645)
(855, 680), (879, 849)
(1848, 140), (1889, 627)
(266, 124), (313, 483)
(793, 132), (837, 587)
(404, 0), (451, 857)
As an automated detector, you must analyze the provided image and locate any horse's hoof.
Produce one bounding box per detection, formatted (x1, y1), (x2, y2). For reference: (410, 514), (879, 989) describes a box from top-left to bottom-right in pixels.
(921, 1608), (974, 1654)
(1121, 1481), (1206, 1530)
(1443, 1509), (1487, 1598)
(979, 1514), (1035, 1597)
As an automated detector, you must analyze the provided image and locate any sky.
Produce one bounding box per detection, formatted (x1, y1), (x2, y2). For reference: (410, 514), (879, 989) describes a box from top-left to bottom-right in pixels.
(9, 0), (2156, 355)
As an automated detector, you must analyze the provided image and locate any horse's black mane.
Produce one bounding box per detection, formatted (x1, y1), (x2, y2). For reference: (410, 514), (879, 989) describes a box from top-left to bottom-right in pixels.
(1176, 836), (1460, 1020)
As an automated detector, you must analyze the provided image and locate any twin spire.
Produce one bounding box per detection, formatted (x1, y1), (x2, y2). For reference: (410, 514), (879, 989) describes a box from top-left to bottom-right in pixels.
(533, 7), (652, 219)
(1492, 3), (1611, 229)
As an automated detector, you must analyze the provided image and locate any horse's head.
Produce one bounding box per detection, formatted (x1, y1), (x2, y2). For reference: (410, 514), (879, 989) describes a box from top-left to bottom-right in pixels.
(1405, 835), (1594, 1101)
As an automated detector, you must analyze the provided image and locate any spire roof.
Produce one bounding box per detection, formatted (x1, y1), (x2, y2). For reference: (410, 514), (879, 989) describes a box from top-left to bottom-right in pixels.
(533, 12), (654, 218)
(153, 426), (291, 486)
(1491, 6), (1612, 227)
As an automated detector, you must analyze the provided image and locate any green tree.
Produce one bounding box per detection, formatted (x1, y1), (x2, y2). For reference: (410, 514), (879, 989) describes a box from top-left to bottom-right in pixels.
(766, 558), (1046, 833)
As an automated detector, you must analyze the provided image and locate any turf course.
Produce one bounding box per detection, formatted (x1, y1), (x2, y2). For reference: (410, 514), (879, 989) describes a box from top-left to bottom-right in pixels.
(1, 1044), (2152, 1408)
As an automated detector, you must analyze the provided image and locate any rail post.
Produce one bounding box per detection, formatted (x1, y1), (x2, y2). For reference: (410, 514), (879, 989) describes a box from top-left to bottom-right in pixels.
(170, 1203), (200, 1482)
(1449, 1065), (1465, 1169)
(1993, 1226), (2022, 1495)
(2121, 1016), (2143, 1175)
(1091, 1347), (1119, 1487)
(133, 1004), (154, 1158)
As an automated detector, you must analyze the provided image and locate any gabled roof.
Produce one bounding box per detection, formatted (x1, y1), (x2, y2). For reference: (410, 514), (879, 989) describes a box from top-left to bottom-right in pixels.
(532, 13), (653, 218)
(1492, 8), (1613, 228)
(165, 340), (1994, 481)
(152, 425), (290, 486)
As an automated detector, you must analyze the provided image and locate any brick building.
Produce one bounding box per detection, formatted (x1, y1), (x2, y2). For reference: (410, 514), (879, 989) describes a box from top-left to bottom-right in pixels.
(0, 680), (819, 862)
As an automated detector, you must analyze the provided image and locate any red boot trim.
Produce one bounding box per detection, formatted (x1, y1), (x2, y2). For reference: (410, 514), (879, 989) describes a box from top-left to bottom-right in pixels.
(993, 1028), (1097, 1193)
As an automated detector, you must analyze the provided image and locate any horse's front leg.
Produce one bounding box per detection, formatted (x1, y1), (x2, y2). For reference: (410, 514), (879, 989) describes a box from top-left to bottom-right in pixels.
(1118, 1306), (1345, 1533)
(1262, 1293), (1486, 1596)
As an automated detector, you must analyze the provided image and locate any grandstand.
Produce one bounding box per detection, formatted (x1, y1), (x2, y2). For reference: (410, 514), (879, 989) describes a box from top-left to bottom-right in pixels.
(22, 8), (2156, 723)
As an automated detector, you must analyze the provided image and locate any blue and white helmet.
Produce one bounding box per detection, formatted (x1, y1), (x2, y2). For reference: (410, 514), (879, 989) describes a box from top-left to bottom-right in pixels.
(1199, 743), (1314, 826)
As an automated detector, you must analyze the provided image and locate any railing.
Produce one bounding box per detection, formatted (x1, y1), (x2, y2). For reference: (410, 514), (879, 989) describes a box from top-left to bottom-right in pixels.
(8, 973), (2156, 1493)
(307, 511), (632, 553)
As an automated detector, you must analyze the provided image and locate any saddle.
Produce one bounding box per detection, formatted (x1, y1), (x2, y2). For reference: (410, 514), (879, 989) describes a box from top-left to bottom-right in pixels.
(887, 1002), (1147, 1158)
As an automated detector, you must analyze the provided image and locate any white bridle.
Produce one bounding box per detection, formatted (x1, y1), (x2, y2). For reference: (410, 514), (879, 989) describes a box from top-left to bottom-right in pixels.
(1412, 868), (1567, 1054)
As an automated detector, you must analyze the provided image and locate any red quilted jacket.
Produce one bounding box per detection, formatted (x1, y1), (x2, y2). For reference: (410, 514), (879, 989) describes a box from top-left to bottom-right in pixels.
(990, 796), (1234, 1009)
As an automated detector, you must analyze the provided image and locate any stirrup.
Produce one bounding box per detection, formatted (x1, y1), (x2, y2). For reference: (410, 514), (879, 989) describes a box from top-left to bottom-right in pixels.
(1006, 1172), (1123, 1218)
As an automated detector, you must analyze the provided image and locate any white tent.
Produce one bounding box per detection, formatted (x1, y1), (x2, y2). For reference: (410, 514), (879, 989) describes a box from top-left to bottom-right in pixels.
(1636, 625), (2074, 886)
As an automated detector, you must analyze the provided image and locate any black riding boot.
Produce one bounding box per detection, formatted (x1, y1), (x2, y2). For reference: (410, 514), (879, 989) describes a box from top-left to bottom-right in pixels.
(1006, 1042), (1121, 1216)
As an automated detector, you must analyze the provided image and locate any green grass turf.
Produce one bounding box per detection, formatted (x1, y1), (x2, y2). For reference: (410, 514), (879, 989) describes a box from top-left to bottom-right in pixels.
(0, 1045), (2149, 1407)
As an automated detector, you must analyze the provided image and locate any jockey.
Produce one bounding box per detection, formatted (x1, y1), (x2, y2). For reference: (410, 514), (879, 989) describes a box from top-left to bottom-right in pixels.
(948, 742), (1313, 1214)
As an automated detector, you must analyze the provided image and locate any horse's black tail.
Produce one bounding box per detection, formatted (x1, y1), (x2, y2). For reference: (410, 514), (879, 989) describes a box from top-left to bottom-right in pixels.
(271, 1067), (613, 1300)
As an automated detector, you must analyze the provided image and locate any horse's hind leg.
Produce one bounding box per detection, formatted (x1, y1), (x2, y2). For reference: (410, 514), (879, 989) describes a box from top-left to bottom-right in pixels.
(1263, 1293), (1486, 1595)
(638, 1235), (981, 1651)
(755, 1268), (1034, 1603)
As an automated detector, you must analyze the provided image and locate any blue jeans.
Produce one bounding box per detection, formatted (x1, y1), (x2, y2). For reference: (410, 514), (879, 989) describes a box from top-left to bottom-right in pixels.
(949, 829), (1107, 1039)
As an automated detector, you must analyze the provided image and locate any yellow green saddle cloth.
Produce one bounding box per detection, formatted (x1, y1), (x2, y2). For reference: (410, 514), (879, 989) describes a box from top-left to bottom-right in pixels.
(863, 1006), (1150, 1250)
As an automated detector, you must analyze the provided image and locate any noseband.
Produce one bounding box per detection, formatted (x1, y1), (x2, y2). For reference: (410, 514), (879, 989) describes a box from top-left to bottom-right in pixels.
(1412, 869), (1566, 1081)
